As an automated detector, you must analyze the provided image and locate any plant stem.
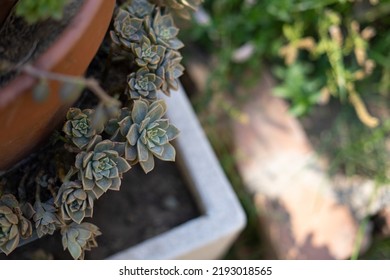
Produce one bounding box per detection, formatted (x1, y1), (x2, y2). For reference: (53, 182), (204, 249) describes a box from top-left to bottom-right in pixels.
(22, 64), (120, 107)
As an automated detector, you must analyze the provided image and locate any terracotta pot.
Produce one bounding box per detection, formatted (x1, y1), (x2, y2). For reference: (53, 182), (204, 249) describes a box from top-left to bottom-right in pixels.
(0, 0), (116, 171)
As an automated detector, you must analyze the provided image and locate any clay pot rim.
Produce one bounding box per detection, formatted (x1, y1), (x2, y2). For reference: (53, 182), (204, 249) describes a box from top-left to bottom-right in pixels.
(0, 0), (110, 108)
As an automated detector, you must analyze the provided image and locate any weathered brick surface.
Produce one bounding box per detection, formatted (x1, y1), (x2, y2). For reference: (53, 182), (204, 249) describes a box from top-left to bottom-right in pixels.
(233, 72), (362, 259)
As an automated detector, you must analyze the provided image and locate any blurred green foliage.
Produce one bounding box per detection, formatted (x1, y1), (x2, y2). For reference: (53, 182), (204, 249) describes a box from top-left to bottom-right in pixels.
(273, 63), (323, 116)
(187, 0), (390, 122)
(300, 97), (390, 258)
(15, 0), (68, 23)
(361, 236), (390, 259)
(315, 106), (390, 185)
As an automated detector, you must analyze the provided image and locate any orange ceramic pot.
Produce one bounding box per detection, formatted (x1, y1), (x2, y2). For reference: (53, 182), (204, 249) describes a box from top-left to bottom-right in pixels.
(0, 0), (116, 171)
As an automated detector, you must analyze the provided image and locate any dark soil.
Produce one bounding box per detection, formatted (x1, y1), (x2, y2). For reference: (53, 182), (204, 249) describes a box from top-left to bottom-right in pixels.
(0, 0), (84, 87)
(0, 160), (199, 260)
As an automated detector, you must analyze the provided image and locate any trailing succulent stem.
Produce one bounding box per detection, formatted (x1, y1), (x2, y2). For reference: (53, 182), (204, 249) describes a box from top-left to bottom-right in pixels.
(0, 0), (202, 260)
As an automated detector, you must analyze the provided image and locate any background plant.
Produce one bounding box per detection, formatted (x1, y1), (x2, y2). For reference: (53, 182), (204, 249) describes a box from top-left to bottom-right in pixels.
(187, 0), (390, 123)
(183, 0), (390, 190)
(182, 0), (390, 260)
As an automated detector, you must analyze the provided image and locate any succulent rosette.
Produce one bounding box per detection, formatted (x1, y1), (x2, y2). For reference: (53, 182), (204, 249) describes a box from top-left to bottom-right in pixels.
(33, 201), (62, 238)
(118, 99), (179, 173)
(63, 108), (104, 150)
(111, 9), (144, 49)
(132, 35), (166, 70)
(61, 222), (101, 260)
(146, 9), (184, 50)
(0, 195), (32, 255)
(125, 0), (155, 18)
(127, 67), (164, 100)
(75, 136), (131, 199)
(55, 181), (94, 224)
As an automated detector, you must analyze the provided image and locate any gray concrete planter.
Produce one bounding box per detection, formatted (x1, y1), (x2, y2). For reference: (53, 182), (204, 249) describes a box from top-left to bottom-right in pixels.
(108, 85), (246, 260)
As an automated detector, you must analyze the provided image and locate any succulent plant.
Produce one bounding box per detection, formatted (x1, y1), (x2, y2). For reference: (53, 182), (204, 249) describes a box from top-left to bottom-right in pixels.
(146, 9), (184, 50)
(111, 9), (145, 49)
(63, 108), (104, 150)
(75, 136), (131, 199)
(156, 49), (184, 95)
(0, 195), (32, 255)
(125, 0), (155, 18)
(127, 67), (164, 100)
(61, 222), (101, 260)
(55, 181), (94, 224)
(132, 36), (166, 70)
(154, 0), (203, 19)
(33, 201), (62, 238)
(118, 99), (179, 173)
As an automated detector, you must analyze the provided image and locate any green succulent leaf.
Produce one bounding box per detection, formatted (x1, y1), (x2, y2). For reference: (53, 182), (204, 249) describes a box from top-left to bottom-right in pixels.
(166, 124), (180, 140)
(139, 150), (155, 173)
(105, 108), (131, 142)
